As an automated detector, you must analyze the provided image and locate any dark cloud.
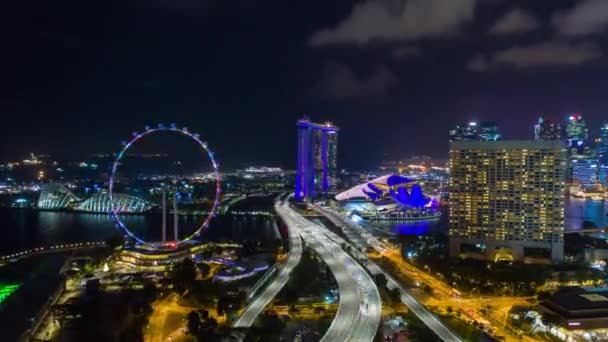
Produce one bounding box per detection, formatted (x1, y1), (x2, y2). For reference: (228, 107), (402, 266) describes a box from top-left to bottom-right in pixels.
(147, 0), (211, 13)
(311, 62), (398, 100)
(467, 55), (489, 71)
(469, 40), (602, 71)
(553, 0), (608, 36)
(392, 45), (421, 59)
(309, 0), (476, 46)
(489, 8), (540, 35)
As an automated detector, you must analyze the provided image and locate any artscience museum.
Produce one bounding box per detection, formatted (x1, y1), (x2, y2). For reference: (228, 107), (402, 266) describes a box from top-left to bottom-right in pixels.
(334, 175), (439, 222)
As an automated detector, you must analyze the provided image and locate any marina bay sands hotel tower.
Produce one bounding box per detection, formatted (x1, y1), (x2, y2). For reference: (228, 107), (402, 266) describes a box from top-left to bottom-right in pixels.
(295, 117), (339, 201)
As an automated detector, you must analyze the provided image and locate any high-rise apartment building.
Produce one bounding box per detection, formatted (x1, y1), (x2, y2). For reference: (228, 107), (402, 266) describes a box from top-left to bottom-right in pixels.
(534, 117), (562, 141)
(449, 140), (566, 262)
(295, 118), (339, 201)
(449, 121), (501, 142)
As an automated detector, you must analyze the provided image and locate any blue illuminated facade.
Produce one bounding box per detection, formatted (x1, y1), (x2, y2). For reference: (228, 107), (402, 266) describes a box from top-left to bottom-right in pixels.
(572, 158), (598, 189)
(597, 124), (608, 185)
(295, 118), (339, 201)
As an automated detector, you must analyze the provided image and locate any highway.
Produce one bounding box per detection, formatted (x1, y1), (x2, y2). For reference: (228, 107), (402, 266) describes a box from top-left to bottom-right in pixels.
(232, 201), (303, 328)
(281, 204), (381, 342)
(233, 200), (381, 341)
(316, 207), (463, 342)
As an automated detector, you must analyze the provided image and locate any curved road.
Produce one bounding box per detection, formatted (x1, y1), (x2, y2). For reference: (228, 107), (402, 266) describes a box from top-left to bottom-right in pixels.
(317, 207), (462, 342)
(282, 205), (381, 342)
(233, 200), (381, 341)
(232, 201), (303, 328)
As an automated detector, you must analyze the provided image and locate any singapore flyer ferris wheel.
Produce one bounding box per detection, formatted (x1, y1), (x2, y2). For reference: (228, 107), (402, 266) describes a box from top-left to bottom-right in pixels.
(108, 123), (221, 248)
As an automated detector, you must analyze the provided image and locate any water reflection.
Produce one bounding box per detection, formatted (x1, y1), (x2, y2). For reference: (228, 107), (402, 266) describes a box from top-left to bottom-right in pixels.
(378, 198), (606, 238)
(565, 198), (608, 230)
(0, 209), (277, 254)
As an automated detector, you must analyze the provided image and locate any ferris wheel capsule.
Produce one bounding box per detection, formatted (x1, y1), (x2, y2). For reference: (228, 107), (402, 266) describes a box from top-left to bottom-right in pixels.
(182, 127), (189, 133)
(121, 141), (127, 146)
(170, 123), (177, 129)
(132, 131), (138, 137)
(158, 123), (165, 129)
(144, 125), (151, 131)
(193, 133), (200, 138)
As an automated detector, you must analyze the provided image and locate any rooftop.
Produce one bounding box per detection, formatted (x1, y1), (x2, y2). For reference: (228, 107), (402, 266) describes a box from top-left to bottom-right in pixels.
(297, 117), (339, 131)
(451, 140), (565, 150)
(542, 287), (608, 318)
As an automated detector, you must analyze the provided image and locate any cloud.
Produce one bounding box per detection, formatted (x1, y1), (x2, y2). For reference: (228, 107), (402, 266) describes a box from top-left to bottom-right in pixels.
(489, 8), (540, 35)
(147, 0), (210, 13)
(392, 46), (421, 59)
(553, 0), (608, 36)
(467, 55), (489, 71)
(309, 0), (476, 46)
(311, 62), (398, 100)
(468, 41), (602, 71)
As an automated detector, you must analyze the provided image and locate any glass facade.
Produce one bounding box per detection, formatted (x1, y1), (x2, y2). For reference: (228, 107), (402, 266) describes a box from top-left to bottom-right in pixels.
(76, 193), (154, 213)
(449, 140), (566, 262)
(534, 117), (562, 141)
(571, 158), (598, 189)
(449, 121), (501, 142)
(295, 118), (339, 201)
(597, 125), (608, 185)
(37, 183), (80, 210)
(565, 114), (588, 153)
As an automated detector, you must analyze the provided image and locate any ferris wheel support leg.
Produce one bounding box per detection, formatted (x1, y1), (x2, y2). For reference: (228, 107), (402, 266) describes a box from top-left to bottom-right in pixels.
(173, 191), (179, 243)
(162, 190), (167, 242)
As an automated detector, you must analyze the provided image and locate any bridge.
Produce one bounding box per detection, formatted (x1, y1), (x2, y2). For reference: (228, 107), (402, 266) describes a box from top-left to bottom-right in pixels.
(172, 209), (272, 217)
(0, 242), (107, 265)
(564, 227), (608, 235)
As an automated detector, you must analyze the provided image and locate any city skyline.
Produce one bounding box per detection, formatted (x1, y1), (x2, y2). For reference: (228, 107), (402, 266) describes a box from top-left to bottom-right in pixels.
(4, 1), (608, 169)
(5, 2), (608, 341)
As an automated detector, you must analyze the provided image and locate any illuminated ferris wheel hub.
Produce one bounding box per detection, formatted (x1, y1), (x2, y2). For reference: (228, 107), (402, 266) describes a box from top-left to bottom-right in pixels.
(108, 124), (221, 250)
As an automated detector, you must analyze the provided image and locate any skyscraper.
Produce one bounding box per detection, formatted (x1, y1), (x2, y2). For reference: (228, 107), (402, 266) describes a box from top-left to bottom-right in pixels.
(571, 158), (598, 188)
(597, 124), (608, 185)
(449, 140), (566, 262)
(564, 114), (597, 187)
(534, 117), (562, 141)
(449, 121), (501, 142)
(295, 118), (339, 201)
(565, 114), (588, 152)
(478, 121), (501, 141)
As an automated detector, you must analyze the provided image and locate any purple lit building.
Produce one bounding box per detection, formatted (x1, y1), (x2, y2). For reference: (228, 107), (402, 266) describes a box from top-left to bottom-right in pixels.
(295, 118), (339, 201)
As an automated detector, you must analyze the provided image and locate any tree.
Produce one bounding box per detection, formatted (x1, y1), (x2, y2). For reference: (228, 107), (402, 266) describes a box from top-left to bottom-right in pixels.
(186, 311), (201, 336)
(197, 263), (211, 278)
(389, 288), (401, 302)
(170, 258), (197, 293)
(375, 274), (388, 289)
(142, 280), (157, 301)
(575, 267), (588, 284)
(423, 285), (434, 295)
(105, 233), (125, 249)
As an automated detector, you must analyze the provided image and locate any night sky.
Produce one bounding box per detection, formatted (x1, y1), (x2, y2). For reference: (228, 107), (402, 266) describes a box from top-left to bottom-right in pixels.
(3, 0), (608, 170)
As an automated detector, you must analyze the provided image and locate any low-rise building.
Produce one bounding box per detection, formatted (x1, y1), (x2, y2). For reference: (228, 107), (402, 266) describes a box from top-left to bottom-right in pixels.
(541, 287), (608, 330)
